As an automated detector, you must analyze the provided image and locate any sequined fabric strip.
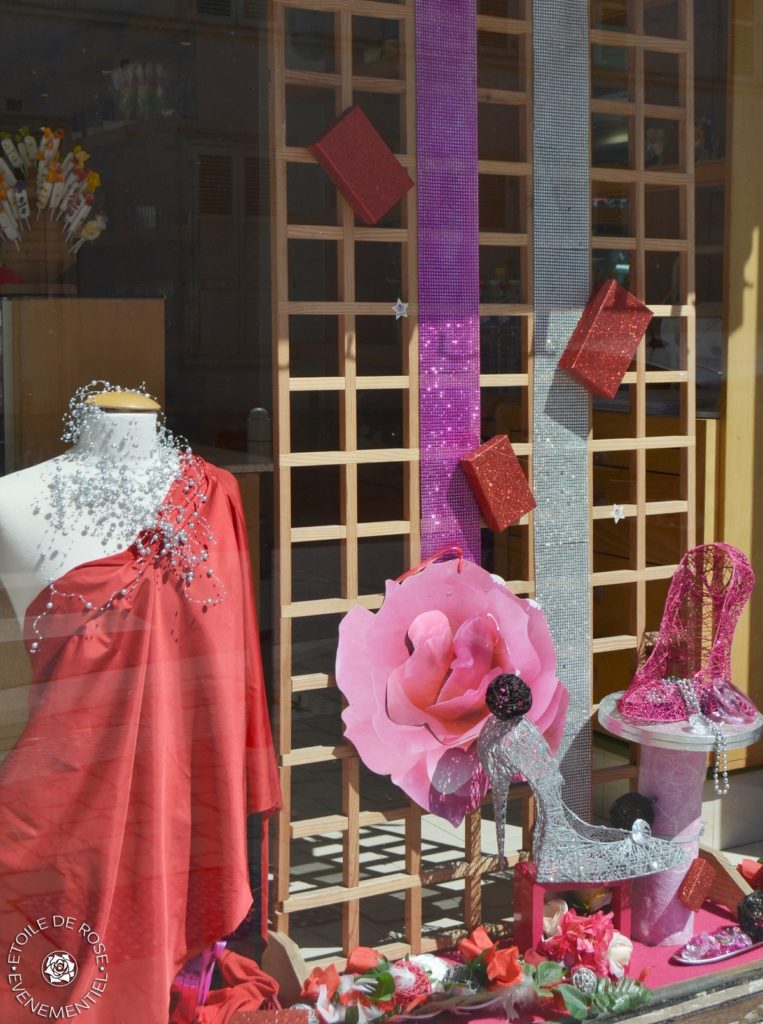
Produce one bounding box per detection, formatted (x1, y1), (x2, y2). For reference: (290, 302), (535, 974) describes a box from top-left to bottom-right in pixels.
(532, 0), (592, 816)
(415, 0), (481, 563)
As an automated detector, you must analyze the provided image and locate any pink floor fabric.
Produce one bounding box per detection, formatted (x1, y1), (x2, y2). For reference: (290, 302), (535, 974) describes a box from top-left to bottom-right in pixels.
(629, 904), (763, 985)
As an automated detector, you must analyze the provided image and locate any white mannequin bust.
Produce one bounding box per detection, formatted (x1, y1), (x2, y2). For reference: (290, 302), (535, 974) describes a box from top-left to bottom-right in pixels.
(0, 394), (179, 626)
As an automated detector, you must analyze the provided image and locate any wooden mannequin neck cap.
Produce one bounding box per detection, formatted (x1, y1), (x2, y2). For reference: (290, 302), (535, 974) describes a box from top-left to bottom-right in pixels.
(84, 392), (161, 413)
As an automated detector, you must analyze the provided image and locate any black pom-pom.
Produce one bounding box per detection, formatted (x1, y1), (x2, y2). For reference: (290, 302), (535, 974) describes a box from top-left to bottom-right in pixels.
(486, 674), (532, 720)
(738, 891), (763, 942)
(609, 792), (656, 830)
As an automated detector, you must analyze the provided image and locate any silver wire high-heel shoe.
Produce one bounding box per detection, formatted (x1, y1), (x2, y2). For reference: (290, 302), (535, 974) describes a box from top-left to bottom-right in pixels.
(477, 675), (687, 884)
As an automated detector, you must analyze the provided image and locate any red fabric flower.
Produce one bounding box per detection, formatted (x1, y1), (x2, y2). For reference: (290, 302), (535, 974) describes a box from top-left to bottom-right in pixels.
(484, 944), (522, 989)
(301, 964), (341, 1003)
(739, 859), (763, 890)
(459, 926), (522, 990)
(542, 909), (615, 977)
(459, 925), (494, 961)
(346, 946), (384, 973)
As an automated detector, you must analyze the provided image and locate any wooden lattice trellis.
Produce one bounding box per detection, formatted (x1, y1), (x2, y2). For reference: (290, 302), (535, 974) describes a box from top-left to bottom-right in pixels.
(590, 0), (696, 704)
(269, 0), (694, 964)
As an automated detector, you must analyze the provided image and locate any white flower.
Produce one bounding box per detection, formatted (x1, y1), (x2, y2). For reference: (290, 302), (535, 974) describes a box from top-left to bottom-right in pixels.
(315, 985), (346, 1024)
(542, 897), (568, 938)
(408, 953), (449, 988)
(607, 931), (633, 979)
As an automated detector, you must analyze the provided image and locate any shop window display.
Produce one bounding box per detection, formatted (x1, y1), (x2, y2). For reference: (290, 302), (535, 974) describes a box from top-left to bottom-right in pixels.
(0, 1), (762, 1022)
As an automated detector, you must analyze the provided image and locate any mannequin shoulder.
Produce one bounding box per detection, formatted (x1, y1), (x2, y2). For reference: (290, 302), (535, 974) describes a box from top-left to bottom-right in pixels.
(0, 461), (57, 517)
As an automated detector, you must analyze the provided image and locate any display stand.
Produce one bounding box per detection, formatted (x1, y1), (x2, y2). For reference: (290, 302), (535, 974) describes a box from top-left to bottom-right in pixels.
(598, 693), (763, 946)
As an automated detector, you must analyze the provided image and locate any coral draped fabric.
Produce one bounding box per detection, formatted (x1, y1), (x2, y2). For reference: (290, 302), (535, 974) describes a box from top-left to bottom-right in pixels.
(0, 458), (280, 1023)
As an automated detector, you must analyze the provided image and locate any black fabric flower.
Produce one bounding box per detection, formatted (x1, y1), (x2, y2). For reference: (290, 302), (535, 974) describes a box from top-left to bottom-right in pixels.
(609, 792), (656, 830)
(486, 674), (533, 720)
(738, 891), (763, 942)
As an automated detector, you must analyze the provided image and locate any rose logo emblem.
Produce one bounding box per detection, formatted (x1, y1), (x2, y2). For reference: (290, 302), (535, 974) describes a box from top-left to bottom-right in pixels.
(41, 950), (78, 987)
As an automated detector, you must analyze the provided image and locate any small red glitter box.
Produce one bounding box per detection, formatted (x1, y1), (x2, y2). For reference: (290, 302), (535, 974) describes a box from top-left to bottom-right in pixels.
(677, 858), (717, 911)
(558, 280), (653, 399)
(460, 435), (535, 533)
(308, 105), (415, 225)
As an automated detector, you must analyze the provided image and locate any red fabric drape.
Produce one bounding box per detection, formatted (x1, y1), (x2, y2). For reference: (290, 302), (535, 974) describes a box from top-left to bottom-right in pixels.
(0, 458), (281, 1023)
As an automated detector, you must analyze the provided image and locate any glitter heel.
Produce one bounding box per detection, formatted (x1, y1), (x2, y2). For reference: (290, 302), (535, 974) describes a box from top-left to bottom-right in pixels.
(617, 544), (755, 727)
(478, 676), (687, 884)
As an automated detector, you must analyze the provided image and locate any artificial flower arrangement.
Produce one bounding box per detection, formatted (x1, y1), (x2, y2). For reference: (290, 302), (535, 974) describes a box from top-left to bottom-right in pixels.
(336, 551), (569, 825)
(0, 126), (106, 259)
(295, 914), (651, 1024)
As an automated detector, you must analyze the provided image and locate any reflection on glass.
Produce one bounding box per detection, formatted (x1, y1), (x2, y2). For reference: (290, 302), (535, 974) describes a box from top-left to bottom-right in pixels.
(479, 247), (524, 302)
(480, 175), (524, 232)
(478, 104), (524, 162)
(645, 118), (680, 168)
(355, 242), (402, 302)
(592, 248), (631, 290)
(358, 462), (405, 521)
(481, 386), (525, 441)
(591, 45), (630, 100)
(695, 2), (728, 162)
(353, 17), (401, 79)
(286, 86), (336, 147)
(477, 32), (523, 91)
(644, 51), (680, 107)
(285, 8), (336, 72)
(356, 316), (404, 376)
(477, 0), (524, 17)
(353, 92), (402, 153)
(287, 163), (337, 225)
(288, 239), (338, 301)
(645, 251), (680, 305)
(590, 0), (631, 32)
(592, 112), (631, 167)
(696, 185), (724, 247)
(643, 0), (680, 39)
(592, 183), (631, 237)
(357, 390), (404, 449)
(290, 316), (339, 377)
(292, 540), (342, 602)
(292, 467), (342, 528)
(290, 390), (340, 452)
(645, 185), (682, 239)
(480, 317), (522, 374)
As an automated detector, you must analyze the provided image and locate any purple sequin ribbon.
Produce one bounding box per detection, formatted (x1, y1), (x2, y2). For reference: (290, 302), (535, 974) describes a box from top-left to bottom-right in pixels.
(415, 0), (481, 563)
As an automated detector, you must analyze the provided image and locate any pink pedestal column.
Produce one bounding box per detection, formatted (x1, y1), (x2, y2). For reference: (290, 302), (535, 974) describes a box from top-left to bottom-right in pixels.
(632, 746), (706, 946)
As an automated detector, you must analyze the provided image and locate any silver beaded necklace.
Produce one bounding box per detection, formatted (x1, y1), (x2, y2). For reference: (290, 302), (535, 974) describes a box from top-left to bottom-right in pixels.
(671, 676), (730, 796)
(28, 382), (225, 653)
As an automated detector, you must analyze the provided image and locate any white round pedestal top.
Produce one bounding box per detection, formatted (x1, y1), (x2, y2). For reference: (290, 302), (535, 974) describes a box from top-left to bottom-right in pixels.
(598, 691), (763, 753)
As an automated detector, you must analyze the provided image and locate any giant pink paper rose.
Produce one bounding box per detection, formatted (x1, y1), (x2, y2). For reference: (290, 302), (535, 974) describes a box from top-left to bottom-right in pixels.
(336, 558), (568, 824)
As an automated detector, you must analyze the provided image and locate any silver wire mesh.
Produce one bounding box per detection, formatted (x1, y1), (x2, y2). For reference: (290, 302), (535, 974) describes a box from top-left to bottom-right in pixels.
(478, 715), (687, 884)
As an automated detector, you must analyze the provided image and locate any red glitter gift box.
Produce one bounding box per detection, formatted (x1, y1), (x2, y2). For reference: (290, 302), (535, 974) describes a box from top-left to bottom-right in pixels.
(677, 858), (717, 911)
(308, 105), (415, 225)
(558, 280), (653, 399)
(460, 435), (535, 533)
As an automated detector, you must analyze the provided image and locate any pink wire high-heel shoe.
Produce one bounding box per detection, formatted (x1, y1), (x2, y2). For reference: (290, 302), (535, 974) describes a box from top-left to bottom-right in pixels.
(617, 543), (756, 727)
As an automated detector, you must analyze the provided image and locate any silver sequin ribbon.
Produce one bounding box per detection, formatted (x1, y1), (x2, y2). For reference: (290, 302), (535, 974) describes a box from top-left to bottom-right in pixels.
(532, 0), (592, 817)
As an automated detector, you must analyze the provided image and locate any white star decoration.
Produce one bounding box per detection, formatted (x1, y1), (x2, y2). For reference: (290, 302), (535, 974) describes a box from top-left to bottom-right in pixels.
(392, 298), (408, 319)
(612, 504), (625, 524)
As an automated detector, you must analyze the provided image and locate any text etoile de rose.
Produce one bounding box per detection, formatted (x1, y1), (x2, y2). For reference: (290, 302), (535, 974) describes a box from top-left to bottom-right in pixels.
(6, 915), (109, 1017)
